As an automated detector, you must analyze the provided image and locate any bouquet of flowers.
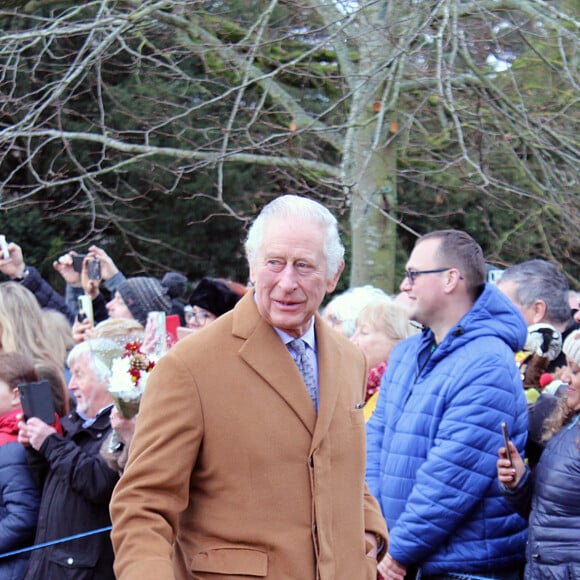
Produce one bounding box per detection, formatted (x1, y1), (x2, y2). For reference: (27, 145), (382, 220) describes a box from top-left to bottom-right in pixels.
(109, 342), (157, 419)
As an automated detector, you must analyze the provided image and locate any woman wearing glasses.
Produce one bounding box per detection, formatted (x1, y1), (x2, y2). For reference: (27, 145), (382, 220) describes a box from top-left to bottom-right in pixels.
(183, 277), (246, 332)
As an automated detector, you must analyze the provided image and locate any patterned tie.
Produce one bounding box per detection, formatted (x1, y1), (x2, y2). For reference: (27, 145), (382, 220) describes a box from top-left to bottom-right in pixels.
(289, 339), (318, 412)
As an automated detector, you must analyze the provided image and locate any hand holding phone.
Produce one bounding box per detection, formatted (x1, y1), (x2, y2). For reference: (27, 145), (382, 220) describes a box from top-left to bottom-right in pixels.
(501, 421), (512, 466)
(87, 258), (102, 281)
(0, 235), (9, 260)
(18, 380), (56, 424)
(77, 295), (94, 325)
(72, 254), (86, 273)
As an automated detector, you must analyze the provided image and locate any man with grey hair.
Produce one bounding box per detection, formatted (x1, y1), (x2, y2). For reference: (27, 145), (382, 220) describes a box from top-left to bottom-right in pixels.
(18, 338), (121, 579)
(497, 259), (579, 465)
(111, 195), (387, 579)
(497, 259), (571, 363)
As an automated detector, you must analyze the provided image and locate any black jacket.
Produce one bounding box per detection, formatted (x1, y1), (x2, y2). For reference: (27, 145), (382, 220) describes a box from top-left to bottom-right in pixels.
(22, 266), (73, 323)
(22, 266), (109, 325)
(502, 413), (580, 578)
(24, 408), (119, 580)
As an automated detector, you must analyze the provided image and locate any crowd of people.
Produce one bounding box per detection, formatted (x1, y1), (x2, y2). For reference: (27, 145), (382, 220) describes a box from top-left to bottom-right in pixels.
(0, 195), (579, 579)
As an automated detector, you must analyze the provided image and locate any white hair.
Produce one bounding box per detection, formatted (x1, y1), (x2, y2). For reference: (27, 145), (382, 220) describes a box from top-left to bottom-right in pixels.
(323, 286), (391, 338)
(67, 338), (124, 386)
(244, 195), (345, 281)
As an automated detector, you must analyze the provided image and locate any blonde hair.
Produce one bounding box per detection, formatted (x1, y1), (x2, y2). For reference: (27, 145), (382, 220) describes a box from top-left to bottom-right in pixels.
(543, 330), (580, 445)
(542, 394), (580, 448)
(324, 286), (390, 338)
(356, 299), (419, 342)
(91, 318), (144, 344)
(0, 282), (62, 369)
(43, 309), (75, 366)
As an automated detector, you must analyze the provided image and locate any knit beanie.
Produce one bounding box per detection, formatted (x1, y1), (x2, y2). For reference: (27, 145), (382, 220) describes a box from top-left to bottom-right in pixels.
(117, 277), (172, 326)
(562, 330), (580, 366)
(188, 277), (241, 317)
(161, 272), (188, 299)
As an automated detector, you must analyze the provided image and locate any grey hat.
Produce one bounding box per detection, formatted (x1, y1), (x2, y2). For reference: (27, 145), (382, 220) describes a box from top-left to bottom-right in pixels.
(117, 277), (172, 326)
(161, 272), (188, 299)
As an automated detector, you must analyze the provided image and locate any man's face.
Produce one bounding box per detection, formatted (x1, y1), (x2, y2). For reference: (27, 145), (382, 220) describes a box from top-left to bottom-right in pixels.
(496, 280), (536, 326)
(68, 353), (112, 418)
(569, 293), (580, 324)
(399, 238), (446, 328)
(249, 217), (343, 338)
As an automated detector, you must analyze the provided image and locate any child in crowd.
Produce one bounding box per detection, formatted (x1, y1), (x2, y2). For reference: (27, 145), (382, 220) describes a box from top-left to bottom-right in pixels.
(0, 353), (42, 579)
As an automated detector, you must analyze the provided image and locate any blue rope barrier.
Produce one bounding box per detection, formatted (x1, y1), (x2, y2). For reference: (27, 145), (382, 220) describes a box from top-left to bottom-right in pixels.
(0, 526), (112, 560)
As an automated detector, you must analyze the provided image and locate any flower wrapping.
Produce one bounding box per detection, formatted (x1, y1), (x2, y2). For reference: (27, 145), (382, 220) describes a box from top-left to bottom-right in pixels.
(109, 343), (157, 418)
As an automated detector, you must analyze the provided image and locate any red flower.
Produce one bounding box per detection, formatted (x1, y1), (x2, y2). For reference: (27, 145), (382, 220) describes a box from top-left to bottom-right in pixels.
(120, 342), (155, 388)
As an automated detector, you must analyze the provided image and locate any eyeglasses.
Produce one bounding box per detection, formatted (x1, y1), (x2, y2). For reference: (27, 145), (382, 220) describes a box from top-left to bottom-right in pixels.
(184, 306), (215, 326)
(404, 268), (453, 286)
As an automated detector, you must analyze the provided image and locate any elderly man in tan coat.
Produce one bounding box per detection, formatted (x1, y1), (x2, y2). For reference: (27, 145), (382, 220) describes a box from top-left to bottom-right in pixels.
(110, 195), (388, 579)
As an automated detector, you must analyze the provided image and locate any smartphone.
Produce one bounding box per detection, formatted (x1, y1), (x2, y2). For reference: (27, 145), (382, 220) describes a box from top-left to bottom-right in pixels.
(18, 380), (56, 424)
(72, 254), (86, 273)
(0, 235), (9, 259)
(501, 421), (512, 466)
(77, 294), (94, 325)
(87, 258), (101, 280)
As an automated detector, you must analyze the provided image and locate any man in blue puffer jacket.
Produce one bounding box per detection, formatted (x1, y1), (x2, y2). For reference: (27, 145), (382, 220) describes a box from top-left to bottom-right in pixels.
(366, 230), (529, 580)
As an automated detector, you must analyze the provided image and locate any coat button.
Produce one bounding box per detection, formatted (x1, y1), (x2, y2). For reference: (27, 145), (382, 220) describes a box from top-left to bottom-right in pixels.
(97, 433), (102, 438)
(67, 557), (74, 565)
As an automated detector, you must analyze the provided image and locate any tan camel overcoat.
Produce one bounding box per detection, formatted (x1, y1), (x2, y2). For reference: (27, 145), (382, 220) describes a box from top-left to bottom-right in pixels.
(110, 291), (387, 579)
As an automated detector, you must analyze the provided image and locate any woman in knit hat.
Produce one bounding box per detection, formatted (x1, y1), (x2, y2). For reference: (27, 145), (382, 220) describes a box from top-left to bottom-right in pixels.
(107, 277), (172, 327)
(497, 329), (580, 578)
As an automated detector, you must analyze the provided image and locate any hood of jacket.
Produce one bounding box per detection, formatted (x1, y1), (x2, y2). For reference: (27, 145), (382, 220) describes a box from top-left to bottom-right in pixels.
(418, 282), (527, 375)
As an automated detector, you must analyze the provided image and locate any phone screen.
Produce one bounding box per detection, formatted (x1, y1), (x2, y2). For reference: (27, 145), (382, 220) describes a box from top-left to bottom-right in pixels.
(87, 258), (101, 280)
(501, 422), (512, 465)
(77, 295), (94, 325)
(0, 235), (9, 260)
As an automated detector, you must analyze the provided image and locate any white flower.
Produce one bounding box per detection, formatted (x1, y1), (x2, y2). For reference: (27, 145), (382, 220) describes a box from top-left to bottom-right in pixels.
(109, 357), (138, 393)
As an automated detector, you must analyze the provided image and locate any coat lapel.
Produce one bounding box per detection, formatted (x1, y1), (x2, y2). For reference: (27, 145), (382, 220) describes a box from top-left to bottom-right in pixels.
(234, 293), (316, 434)
(231, 294), (364, 442)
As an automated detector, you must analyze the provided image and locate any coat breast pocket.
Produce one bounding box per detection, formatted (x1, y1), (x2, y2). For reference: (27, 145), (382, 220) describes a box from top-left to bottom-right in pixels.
(190, 546), (268, 577)
(351, 407), (365, 426)
(48, 547), (101, 580)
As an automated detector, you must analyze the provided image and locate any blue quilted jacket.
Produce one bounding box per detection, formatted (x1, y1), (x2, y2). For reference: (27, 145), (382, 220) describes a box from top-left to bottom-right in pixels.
(0, 441), (40, 580)
(366, 283), (529, 575)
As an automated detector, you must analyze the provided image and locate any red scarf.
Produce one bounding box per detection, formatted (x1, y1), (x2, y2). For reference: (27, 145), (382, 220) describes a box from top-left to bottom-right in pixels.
(0, 408), (21, 446)
(366, 361), (387, 402)
(0, 408), (63, 446)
